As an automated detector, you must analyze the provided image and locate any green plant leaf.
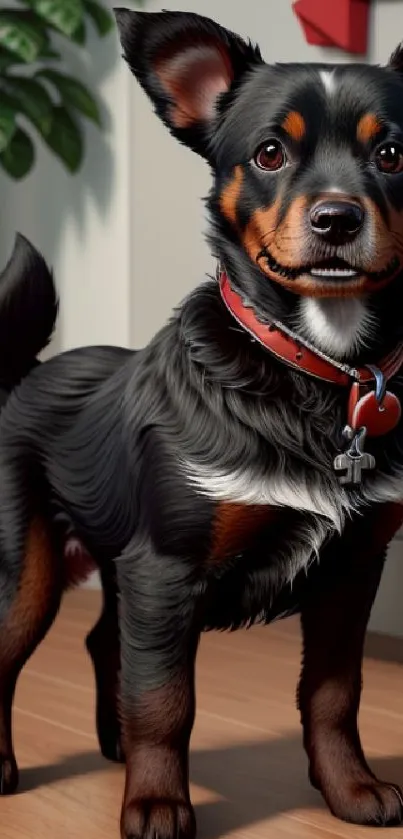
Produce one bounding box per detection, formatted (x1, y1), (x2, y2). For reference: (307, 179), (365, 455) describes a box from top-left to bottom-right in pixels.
(69, 19), (86, 44)
(0, 101), (17, 152)
(45, 105), (83, 172)
(0, 11), (47, 63)
(0, 46), (24, 72)
(84, 0), (113, 36)
(2, 77), (53, 135)
(26, 0), (84, 39)
(37, 69), (100, 125)
(0, 127), (34, 178)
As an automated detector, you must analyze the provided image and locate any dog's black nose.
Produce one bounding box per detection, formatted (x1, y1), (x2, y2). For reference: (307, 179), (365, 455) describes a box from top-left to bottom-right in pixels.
(310, 200), (364, 244)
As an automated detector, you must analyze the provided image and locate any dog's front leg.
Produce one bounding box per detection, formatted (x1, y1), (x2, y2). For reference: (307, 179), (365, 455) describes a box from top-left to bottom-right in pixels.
(298, 502), (403, 826)
(117, 535), (199, 839)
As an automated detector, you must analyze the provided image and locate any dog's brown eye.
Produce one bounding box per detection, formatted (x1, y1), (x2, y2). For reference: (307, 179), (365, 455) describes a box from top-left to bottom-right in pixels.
(375, 143), (403, 174)
(254, 140), (285, 171)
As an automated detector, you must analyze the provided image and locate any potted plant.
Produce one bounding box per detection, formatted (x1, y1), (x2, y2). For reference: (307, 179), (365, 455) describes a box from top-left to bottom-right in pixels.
(0, 1), (137, 178)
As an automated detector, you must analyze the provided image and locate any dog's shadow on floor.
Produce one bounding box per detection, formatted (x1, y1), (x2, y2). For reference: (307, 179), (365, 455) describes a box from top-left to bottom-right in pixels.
(193, 743), (403, 838)
(192, 735), (320, 837)
(18, 737), (403, 838)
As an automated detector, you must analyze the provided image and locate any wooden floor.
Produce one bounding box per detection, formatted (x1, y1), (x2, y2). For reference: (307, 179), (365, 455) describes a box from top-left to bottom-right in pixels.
(3, 590), (403, 838)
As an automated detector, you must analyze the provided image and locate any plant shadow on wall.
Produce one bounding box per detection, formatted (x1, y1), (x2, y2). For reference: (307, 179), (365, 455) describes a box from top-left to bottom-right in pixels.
(0, 0), (143, 301)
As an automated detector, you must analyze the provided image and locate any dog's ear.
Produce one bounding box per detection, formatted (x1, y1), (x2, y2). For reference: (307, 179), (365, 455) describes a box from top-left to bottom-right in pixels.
(388, 43), (403, 74)
(114, 9), (262, 160)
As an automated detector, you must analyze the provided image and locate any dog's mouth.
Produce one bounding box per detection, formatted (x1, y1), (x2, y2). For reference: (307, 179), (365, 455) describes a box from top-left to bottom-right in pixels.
(258, 249), (400, 285)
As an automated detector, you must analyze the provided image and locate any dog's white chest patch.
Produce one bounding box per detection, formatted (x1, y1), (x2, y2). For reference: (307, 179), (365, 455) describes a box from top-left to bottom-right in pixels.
(184, 462), (403, 530)
(183, 461), (347, 531)
(183, 460), (403, 585)
(183, 460), (347, 583)
(363, 472), (403, 507)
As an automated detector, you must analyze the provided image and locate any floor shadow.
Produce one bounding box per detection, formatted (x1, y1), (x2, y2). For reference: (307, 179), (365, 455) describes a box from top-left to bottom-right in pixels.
(192, 741), (403, 839)
(371, 755), (403, 789)
(18, 749), (111, 793)
(191, 735), (322, 839)
(17, 734), (403, 837)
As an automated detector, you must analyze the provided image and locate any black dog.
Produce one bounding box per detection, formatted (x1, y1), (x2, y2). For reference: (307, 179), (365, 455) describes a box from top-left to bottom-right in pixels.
(1, 9), (403, 838)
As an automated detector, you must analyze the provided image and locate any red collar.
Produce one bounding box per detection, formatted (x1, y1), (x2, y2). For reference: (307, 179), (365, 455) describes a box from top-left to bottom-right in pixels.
(219, 271), (403, 387)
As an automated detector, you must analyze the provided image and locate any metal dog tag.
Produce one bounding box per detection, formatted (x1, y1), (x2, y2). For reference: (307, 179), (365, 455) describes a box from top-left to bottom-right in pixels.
(333, 426), (375, 487)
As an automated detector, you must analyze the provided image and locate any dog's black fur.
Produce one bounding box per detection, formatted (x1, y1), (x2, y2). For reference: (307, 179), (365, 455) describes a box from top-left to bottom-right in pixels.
(2, 10), (403, 838)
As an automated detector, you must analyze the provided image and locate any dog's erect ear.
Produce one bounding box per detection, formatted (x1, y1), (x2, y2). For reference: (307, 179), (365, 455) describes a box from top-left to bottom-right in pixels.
(114, 9), (262, 159)
(388, 43), (403, 74)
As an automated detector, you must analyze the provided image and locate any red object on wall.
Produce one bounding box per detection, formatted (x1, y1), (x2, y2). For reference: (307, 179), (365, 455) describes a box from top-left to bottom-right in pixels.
(293, 0), (370, 55)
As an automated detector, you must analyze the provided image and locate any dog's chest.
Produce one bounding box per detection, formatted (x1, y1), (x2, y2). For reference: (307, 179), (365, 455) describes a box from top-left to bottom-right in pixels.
(184, 458), (347, 530)
(185, 454), (403, 517)
(208, 502), (279, 563)
(184, 457), (403, 578)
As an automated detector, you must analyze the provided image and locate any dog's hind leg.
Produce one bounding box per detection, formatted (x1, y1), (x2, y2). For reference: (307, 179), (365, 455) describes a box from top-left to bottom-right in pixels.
(86, 565), (124, 763)
(0, 514), (62, 794)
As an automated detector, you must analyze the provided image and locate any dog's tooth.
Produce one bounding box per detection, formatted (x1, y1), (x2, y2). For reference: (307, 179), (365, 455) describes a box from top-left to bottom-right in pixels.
(310, 266), (358, 278)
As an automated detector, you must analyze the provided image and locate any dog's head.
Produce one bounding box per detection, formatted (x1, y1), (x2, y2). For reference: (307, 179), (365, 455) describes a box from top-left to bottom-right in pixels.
(115, 9), (403, 358)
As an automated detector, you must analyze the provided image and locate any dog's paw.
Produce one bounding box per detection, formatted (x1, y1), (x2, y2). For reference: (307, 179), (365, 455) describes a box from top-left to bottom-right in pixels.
(121, 797), (196, 839)
(0, 756), (18, 795)
(326, 780), (403, 826)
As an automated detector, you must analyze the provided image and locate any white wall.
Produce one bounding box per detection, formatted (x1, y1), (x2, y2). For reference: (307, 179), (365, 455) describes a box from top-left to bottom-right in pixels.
(1, 0), (403, 631)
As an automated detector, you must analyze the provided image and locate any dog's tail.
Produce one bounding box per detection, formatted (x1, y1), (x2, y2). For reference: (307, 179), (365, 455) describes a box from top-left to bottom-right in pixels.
(0, 233), (58, 399)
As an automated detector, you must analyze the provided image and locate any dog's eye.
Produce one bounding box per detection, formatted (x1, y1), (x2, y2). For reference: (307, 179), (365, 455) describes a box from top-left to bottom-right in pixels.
(375, 142), (403, 174)
(254, 140), (286, 172)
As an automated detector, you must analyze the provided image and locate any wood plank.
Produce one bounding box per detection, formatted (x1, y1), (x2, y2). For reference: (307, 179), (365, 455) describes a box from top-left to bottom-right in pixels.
(0, 590), (402, 838)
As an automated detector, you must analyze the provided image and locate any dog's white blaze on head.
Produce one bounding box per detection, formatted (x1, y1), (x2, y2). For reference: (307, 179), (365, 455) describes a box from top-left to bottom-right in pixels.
(297, 297), (375, 359)
(319, 70), (337, 96)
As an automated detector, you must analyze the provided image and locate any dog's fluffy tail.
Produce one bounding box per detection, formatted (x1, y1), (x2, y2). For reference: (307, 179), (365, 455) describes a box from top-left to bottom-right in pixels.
(0, 233), (58, 392)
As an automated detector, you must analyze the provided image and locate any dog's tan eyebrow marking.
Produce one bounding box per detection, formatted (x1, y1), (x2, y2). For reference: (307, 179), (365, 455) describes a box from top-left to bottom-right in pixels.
(219, 165), (243, 227)
(357, 113), (382, 144)
(281, 111), (306, 142)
